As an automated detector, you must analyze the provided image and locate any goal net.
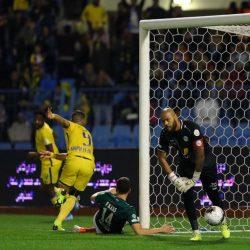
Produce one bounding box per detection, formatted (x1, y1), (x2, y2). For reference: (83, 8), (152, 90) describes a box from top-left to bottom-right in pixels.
(139, 14), (250, 232)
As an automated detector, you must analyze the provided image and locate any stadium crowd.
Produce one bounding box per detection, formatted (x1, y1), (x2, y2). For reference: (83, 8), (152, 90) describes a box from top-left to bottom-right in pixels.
(0, 0), (249, 147)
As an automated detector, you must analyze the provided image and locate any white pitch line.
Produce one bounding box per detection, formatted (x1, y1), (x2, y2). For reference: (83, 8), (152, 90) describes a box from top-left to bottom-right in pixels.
(165, 230), (250, 234)
(153, 234), (250, 239)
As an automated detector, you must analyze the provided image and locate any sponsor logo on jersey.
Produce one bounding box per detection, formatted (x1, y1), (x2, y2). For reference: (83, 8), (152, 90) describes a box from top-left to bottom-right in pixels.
(210, 182), (218, 190)
(183, 148), (189, 155)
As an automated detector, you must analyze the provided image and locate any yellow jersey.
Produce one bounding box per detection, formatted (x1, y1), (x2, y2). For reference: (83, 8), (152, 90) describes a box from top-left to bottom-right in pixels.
(64, 121), (94, 160)
(81, 3), (107, 30)
(35, 122), (59, 164)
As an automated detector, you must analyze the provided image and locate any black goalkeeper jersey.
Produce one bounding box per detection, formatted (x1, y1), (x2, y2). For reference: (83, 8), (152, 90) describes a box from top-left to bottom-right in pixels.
(158, 120), (216, 170)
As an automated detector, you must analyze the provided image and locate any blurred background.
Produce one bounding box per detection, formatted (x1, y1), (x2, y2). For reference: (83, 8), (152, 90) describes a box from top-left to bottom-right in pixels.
(0, 0), (249, 208)
(0, 0), (249, 150)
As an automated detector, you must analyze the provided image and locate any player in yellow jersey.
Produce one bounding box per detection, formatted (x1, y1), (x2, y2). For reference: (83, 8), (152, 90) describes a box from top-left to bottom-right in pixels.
(44, 108), (95, 231)
(28, 110), (62, 206)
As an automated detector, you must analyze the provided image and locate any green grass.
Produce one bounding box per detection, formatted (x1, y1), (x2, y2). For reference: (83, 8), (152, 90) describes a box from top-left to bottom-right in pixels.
(1, 214), (249, 250)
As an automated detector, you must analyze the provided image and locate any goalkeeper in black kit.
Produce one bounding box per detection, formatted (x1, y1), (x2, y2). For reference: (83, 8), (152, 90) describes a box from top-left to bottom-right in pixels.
(157, 108), (230, 241)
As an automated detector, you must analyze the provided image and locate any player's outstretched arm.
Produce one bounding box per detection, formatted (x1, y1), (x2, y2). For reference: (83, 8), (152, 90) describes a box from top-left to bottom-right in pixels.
(131, 223), (175, 235)
(90, 188), (116, 202)
(27, 151), (41, 160)
(40, 151), (68, 161)
(46, 108), (70, 128)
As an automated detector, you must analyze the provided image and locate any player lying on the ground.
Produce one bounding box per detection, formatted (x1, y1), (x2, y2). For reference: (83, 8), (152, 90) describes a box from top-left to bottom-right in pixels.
(157, 108), (230, 241)
(43, 108), (95, 231)
(28, 110), (62, 206)
(72, 177), (175, 235)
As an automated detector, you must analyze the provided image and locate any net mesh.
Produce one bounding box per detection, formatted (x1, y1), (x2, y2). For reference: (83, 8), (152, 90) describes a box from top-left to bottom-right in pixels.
(149, 26), (250, 231)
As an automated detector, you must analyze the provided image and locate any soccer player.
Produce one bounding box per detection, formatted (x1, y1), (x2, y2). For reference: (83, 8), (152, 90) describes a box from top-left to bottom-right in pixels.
(45, 108), (95, 231)
(28, 110), (62, 206)
(157, 108), (230, 241)
(72, 177), (175, 235)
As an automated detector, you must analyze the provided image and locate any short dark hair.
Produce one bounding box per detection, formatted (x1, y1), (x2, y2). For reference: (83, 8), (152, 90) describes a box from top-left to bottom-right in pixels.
(34, 109), (46, 118)
(72, 110), (85, 120)
(116, 177), (131, 194)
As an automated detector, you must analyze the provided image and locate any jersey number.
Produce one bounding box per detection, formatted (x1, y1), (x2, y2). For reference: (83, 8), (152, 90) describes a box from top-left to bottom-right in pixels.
(82, 132), (92, 146)
(101, 208), (114, 227)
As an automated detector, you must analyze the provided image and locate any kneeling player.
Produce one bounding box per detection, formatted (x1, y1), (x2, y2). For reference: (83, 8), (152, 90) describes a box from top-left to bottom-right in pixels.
(73, 177), (175, 235)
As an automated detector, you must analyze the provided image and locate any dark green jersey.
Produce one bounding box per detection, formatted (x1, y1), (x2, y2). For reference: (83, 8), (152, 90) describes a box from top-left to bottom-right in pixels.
(95, 192), (139, 234)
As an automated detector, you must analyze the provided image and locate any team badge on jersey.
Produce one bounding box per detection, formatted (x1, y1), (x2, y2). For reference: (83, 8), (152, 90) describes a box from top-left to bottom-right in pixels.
(183, 136), (189, 142)
(194, 129), (200, 136)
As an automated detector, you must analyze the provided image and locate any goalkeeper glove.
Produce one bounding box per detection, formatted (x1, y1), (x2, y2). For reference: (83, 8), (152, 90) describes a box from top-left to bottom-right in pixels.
(179, 171), (201, 193)
(168, 172), (186, 193)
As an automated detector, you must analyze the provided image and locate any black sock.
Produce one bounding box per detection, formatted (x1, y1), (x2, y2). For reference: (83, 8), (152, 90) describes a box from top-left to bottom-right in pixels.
(190, 220), (199, 231)
(183, 188), (199, 230)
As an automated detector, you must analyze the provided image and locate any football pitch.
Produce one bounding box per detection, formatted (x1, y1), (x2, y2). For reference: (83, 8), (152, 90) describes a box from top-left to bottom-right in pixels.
(1, 214), (249, 250)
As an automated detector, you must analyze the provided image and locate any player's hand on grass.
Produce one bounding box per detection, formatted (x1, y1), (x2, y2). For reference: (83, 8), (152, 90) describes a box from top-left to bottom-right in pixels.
(160, 224), (175, 233)
(46, 107), (55, 120)
(40, 151), (54, 159)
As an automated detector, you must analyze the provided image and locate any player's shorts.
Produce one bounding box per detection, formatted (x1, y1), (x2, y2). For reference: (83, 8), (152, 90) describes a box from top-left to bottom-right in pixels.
(59, 155), (95, 191)
(40, 159), (62, 185)
(93, 211), (103, 234)
(178, 160), (217, 179)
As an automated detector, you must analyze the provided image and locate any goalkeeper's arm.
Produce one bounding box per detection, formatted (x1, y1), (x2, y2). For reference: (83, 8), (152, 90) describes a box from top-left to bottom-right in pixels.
(157, 149), (186, 192)
(192, 142), (205, 182)
(157, 149), (172, 175)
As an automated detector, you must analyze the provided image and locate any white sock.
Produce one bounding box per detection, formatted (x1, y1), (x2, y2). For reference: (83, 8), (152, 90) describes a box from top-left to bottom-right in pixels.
(193, 230), (200, 234)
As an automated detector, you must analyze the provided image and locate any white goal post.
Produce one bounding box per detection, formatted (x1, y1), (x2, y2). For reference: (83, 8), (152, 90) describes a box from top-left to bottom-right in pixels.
(139, 14), (250, 229)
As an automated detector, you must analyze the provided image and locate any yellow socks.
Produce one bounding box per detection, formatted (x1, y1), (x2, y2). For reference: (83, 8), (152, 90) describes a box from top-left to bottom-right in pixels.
(54, 195), (77, 226)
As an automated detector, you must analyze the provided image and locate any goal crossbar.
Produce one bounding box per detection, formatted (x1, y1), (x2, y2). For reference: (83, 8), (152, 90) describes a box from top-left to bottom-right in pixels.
(140, 13), (250, 30)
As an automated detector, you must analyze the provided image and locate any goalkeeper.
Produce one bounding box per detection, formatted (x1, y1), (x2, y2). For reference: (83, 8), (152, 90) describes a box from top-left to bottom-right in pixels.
(73, 177), (175, 235)
(157, 108), (230, 241)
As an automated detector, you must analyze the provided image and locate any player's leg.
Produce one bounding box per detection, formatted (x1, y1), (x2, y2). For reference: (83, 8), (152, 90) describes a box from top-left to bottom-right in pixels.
(179, 166), (201, 241)
(200, 168), (230, 238)
(49, 161), (63, 206)
(53, 157), (77, 230)
(200, 169), (223, 208)
(64, 158), (94, 227)
(182, 188), (201, 241)
(73, 225), (96, 233)
(73, 211), (101, 234)
(40, 163), (59, 205)
(53, 157), (94, 230)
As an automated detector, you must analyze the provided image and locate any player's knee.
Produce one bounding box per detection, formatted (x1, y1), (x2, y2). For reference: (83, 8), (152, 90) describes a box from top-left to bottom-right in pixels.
(69, 187), (81, 198)
(182, 189), (196, 204)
